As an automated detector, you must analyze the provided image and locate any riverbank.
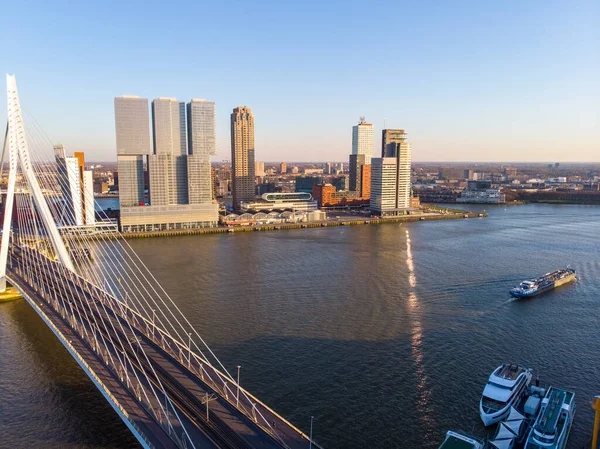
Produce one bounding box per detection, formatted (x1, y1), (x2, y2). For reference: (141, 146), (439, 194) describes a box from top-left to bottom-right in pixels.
(122, 210), (486, 239)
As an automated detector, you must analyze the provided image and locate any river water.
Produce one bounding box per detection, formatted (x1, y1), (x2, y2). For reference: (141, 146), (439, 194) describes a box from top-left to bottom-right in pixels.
(0, 203), (598, 449)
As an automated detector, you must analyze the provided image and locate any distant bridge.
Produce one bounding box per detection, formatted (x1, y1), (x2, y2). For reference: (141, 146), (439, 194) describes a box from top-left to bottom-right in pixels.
(0, 74), (321, 449)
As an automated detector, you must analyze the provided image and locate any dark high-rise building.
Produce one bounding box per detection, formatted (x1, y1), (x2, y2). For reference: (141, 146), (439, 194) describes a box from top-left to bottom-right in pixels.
(349, 153), (367, 194)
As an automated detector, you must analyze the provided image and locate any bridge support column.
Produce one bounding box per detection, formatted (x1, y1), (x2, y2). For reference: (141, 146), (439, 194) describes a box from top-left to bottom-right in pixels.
(0, 75), (75, 293)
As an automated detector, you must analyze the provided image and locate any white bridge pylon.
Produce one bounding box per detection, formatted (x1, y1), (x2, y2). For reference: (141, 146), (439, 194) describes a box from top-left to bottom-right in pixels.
(0, 74), (75, 291)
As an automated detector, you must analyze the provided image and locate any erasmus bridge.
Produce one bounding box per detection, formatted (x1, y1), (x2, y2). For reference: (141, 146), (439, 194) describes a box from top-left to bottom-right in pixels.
(0, 75), (320, 449)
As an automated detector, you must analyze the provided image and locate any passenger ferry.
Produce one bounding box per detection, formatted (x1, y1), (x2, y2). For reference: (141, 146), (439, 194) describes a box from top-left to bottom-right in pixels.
(480, 363), (533, 426)
(524, 387), (576, 449)
(510, 268), (576, 298)
(437, 431), (485, 449)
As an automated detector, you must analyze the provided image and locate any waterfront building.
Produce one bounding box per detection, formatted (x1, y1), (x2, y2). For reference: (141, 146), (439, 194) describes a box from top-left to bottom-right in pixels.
(115, 95), (218, 232)
(352, 117), (374, 163)
(114, 96), (150, 207)
(231, 106), (256, 211)
(149, 97), (188, 206)
(239, 192), (318, 212)
(382, 129), (407, 157)
(369, 132), (412, 215)
(188, 99), (216, 204)
(280, 162), (287, 174)
(312, 184), (370, 208)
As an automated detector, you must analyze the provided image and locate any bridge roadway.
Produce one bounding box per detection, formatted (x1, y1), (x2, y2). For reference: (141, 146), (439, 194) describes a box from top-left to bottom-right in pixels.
(7, 251), (317, 449)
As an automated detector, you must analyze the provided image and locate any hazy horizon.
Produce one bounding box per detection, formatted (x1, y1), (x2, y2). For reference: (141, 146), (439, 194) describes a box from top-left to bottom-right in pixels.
(1, 0), (598, 163)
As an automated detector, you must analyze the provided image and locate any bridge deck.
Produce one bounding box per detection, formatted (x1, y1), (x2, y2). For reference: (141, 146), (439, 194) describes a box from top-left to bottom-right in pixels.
(8, 252), (317, 449)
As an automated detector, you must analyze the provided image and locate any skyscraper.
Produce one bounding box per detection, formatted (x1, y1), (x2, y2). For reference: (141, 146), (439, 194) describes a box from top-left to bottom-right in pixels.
(280, 162), (287, 174)
(115, 95), (218, 232)
(382, 129), (407, 157)
(149, 98), (188, 205)
(231, 106), (255, 210)
(114, 96), (150, 207)
(352, 117), (374, 163)
(187, 99), (216, 204)
(370, 131), (412, 215)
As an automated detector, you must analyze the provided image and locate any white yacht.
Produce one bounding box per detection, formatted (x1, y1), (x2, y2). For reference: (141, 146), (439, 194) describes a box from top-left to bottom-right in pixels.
(524, 387), (576, 449)
(479, 363), (533, 426)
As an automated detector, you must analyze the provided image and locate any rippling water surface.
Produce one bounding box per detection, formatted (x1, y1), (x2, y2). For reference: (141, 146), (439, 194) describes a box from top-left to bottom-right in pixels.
(1, 203), (598, 448)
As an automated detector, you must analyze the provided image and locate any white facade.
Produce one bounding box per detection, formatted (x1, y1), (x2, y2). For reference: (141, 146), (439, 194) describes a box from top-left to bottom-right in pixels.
(83, 170), (95, 225)
(369, 134), (412, 214)
(370, 158), (398, 213)
(396, 141), (412, 208)
(63, 157), (84, 226)
(352, 118), (374, 163)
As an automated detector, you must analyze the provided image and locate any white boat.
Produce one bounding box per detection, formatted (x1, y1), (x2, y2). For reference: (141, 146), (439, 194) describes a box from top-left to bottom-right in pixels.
(479, 363), (533, 426)
(524, 387), (576, 449)
(438, 430), (485, 449)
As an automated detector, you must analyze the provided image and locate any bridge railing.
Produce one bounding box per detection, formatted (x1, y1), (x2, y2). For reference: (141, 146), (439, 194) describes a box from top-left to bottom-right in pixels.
(7, 256), (192, 449)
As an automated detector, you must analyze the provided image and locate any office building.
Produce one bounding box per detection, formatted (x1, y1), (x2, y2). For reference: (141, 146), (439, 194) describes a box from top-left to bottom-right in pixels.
(114, 96), (150, 207)
(115, 95), (218, 231)
(370, 132), (412, 215)
(352, 117), (373, 163)
(231, 106), (256, 210)
(280, 162), (287, 174)
(149, 98), (188, 206)
(325, 162), (332, 174)
(188, 99), (216, 204)
(382, 129), (407, 157)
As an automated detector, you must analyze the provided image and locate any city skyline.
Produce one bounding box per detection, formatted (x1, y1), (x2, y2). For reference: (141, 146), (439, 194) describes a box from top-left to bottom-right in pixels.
(1, 1), (598, 162)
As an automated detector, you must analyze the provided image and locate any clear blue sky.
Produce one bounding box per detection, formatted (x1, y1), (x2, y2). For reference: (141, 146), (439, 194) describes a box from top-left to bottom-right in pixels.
(1, 0), (598, 162)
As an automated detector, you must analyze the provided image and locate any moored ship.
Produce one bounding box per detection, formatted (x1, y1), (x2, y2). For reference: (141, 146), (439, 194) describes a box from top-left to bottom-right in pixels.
(523, 387), (576, 449)
(510, 268), (576, 298)
(479, 363), (533, 426)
